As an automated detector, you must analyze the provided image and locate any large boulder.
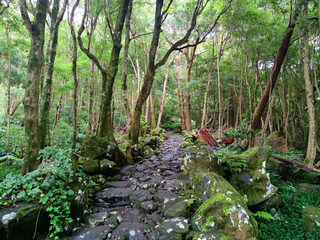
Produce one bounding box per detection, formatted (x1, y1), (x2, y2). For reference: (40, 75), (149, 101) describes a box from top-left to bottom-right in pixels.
(78, 137), (127, 175)
(183, 171), (257, 239)
(229, 147), (277, 206)
(0, 202), (50, 240)
(180, 147), (225, 176)
(191, 193), (258, 240)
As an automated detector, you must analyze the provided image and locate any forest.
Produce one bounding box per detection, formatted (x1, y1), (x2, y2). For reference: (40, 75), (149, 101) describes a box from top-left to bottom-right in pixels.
(0, 0), (320, 239)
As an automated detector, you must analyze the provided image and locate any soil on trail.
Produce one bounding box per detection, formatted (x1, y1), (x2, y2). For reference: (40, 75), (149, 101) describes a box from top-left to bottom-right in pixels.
(71, 131), (188, 239)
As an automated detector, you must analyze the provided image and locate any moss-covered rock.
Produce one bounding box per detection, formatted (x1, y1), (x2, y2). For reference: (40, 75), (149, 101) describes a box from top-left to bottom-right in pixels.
(186, 231), (234, 240)
(187, 171), (239, 202)
(191, 193), (257, 240)
(302, 206), (320, 233)
(163, 199), (193, 218)
(130, 143), (144, 162)
(180, 148), (225, 176)
(230, 147), (277, 206)
(69, 176), (89, 218)
(0, 202), (49, 240)
(143, 145), (155, 158)
(78, 136), (128, 175)
(298, 183), (320, 192)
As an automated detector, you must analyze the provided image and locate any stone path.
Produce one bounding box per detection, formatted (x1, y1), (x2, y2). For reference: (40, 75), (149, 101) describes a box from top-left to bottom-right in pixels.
(71, 131), (189, 240)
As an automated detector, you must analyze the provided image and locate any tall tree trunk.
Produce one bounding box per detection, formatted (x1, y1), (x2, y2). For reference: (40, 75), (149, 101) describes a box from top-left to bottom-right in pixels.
(69, 0), (79, 157)
(20, 0), (49, 174)
(39, 0), (67, 149)
(280, 74), (288, 154)
(78, 0), (130, 142)
(174, 61), (186, 130)
(216, 38), (222, 138)
(121, 0), (132, 131)
(303, 1), (316, 166)
(5, 22), (11, 154)
(157, 58), (174, 128)
(251, 3), (300, 130)
(184, 47), (196, 132)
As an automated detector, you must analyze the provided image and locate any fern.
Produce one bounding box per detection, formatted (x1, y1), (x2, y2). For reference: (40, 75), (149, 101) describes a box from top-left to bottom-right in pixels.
(250, 210), (275, 220)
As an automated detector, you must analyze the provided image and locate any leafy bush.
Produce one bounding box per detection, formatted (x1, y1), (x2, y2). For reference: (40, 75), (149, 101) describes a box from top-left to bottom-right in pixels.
(0, 147), (88, 239)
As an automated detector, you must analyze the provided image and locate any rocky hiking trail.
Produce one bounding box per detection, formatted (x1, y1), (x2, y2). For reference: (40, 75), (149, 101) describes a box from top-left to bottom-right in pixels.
(72, 131), (190, 240)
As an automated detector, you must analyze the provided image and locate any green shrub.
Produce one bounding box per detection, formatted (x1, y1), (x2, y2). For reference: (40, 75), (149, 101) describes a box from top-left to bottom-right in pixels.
(0, 147), (89, 239)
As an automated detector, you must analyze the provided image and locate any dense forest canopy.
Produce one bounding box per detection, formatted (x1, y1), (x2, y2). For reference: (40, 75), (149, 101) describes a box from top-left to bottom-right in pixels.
(0, 0), (320, 239)
(0, 0), (319, 167)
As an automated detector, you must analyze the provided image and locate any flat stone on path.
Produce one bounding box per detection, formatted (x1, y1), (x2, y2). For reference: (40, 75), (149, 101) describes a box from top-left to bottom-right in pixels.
(154, 189), (179, 203)
(105, 181), (133, 188)
(96, 188), (132, 202)
(71, 225), (111, 240)
(112, 222), (150, 240)
(157, 217), (189, 234)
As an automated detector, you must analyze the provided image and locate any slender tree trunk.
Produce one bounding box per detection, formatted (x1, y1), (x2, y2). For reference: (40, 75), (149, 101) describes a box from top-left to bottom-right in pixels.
(184, 47), (196, 132)
(20, 0), (49, 174)
(216, 39), (222, 138)
(239, 58), (243, 123)
(69, 0), (79, 155)
(5, 24), (11, 154)
(280, 75), (288, 154)
(174, 60), (186, 130)
(303, 2), (316, 166)
(157, 59), (174, 128)
(251, 3), (300, 130)
(121, 0), (132, 130)
(39, 0), (67, 149)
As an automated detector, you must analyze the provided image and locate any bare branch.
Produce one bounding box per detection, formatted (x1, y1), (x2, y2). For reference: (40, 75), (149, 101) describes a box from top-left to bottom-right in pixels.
(77, 0), (105, 73)
(20, 0), (33, 35)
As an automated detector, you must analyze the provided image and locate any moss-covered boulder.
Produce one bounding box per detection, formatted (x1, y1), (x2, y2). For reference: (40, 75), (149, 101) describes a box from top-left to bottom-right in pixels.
(186, 231), (234, 240)
(130, 143), (144, 162)
(191, 193), (257, 240)
(180, 148), (225, 176)
(0, 202), (50, 240)
(186, 171), (238, 202)
(302, 206), (320, 233)
(69, 176), (89, 218)
(230, 147), (277, 206)
(78, 136), (127, 175)
(144, 136), (161, 150)
(143, 145), (155, 158)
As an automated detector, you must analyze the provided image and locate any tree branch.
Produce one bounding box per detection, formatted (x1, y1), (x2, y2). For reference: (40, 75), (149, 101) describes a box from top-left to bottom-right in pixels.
(20, 0), (33, 35)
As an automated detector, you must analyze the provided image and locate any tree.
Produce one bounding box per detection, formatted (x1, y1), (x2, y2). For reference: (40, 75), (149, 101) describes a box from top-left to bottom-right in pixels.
(78, 0), (130, 142)
(39, 0), (68, 149)
(20, 0), (49, 174)
(130, 0), (233, 144)
(251, 1), (301, 132)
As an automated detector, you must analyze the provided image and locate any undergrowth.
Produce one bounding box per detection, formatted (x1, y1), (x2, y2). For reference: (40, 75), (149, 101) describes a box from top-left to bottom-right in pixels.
(0, 147), (89, 239)
(257, 184), (320, 240)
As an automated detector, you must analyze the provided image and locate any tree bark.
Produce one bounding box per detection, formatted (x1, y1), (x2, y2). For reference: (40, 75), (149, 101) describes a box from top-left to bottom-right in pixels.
(157, 57), (175, 128)
(251, 3), (300, 130)
(174, 60), (186, 130)
(5, 21), (11, 154)
(184, 47), (197, 132)
(303, 1), (316, 166)
(20, 0), (49, 174)
(121, 0), (132, 131)
(69, 0), (80, 157)
(39, 0), (67, 149)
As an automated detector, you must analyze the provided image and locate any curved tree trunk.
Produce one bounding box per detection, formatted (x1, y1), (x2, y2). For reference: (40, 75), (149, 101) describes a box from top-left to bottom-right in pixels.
(20, 0), (49, 174)
(251, 3), (300, 130)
